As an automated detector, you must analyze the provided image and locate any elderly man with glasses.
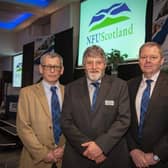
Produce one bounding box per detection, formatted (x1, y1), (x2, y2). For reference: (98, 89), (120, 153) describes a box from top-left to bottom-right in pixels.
(17, 52), (65, 168)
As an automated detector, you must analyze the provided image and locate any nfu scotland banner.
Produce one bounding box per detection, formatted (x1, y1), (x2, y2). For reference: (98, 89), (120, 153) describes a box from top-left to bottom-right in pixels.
(78, 0), (147, 66)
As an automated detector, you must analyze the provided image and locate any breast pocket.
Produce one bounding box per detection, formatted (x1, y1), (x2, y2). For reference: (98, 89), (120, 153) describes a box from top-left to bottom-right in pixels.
(103, 98), (118, 112)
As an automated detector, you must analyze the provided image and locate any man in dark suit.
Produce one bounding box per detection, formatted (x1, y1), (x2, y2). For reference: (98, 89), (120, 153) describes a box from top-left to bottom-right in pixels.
(127, 42), (168, 168)
(61, 45), (130, 168)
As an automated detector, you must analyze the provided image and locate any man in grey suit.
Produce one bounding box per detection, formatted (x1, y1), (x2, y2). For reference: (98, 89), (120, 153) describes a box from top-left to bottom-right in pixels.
(127, 42), (168, 168)
(61, 45), (130, 168)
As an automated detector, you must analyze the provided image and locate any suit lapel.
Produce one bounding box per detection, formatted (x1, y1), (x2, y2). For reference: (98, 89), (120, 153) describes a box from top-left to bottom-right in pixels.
(80, 78), (91, 113)
(129, 77), (142, 128)
(34, 82), (51, 119)
(93, 75), (111, 113)
(144, 73), (166, 123)
(59, 84), (64, 101)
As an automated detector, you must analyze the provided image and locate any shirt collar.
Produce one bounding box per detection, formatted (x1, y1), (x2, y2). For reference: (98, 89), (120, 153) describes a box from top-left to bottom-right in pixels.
(142, 71), (160, 83)
(86, 78), (101, 87)
(42, 79), (60, 91)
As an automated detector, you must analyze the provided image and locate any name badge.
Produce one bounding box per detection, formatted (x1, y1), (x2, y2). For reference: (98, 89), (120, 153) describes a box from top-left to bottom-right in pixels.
(105, 100), (114, 106)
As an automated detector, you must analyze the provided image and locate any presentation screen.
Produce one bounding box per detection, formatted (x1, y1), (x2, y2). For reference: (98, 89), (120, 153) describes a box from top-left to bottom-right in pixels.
(12, 53), (23, 87)
(78, 0), (148, 66)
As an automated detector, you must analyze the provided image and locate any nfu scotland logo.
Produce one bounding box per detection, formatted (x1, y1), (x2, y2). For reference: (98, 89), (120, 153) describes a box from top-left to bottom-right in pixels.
(89, 2), (131, 32)
(16, 62), (22, 72)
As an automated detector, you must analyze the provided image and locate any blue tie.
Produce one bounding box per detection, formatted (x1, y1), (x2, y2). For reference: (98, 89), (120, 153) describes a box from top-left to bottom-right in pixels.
(50, 86), (61, 144)
(138, 79), (153, 138)
(91, 82), (99, 111)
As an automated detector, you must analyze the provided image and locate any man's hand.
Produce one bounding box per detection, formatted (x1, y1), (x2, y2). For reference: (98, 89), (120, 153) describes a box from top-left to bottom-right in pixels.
(43, 147), (64, 163)
(94, 153), (106, 164)
(43, 150), (55, 163)
(53, 146), (64, 163)
(130, 149), (149, 168)
(81, 141), (103, 161)
(144, 153), (159, 166)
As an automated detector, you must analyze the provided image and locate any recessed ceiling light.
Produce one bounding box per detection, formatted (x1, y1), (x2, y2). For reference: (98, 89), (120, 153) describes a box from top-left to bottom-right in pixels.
(0, 13), (33, 30)
(16, 0), (52, 8)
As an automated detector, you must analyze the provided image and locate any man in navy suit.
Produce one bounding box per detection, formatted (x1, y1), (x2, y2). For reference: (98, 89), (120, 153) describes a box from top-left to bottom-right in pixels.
(127, 42), (168, 168)
(61, 45), (130, 168)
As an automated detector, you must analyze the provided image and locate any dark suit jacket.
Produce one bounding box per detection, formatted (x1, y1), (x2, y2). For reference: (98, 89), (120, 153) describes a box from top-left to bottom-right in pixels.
(61, 75), (130, 168)
(127, 72), (168, 168)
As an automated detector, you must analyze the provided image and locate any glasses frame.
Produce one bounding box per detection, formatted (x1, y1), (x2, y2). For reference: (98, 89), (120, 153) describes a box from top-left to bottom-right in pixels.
(41, 64), (62, 71)
(139, 55), (162, 61)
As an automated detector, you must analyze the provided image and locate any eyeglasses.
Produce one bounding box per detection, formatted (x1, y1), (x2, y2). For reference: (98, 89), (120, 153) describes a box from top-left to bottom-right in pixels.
(42, 64), (62, 71)
(140, 55), (161, 61)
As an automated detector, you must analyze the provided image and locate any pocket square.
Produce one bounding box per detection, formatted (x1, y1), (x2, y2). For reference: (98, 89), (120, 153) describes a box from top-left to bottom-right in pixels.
(105, 100), (114, 106)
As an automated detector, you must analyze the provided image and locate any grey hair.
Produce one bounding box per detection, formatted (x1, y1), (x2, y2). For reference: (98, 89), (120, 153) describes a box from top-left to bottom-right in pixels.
(82, 45), (107, 65)
(40, 51), (63, 67)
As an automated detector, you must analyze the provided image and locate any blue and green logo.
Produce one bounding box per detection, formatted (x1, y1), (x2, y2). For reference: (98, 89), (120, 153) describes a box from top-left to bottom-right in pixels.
(16, 62), (22, 72)
(89, 2), (131, 32)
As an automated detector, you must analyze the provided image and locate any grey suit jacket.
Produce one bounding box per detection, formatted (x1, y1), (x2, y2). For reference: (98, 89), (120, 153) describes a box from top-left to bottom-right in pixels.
(127, 72), (168, 168)
(61, 75), (130, 168)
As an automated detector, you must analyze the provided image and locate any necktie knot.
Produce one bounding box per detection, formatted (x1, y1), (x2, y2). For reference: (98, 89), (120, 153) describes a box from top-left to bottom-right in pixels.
(91, 82), (100, 88)
(50, 86), (57, 92)
(146, 79), (153, 86)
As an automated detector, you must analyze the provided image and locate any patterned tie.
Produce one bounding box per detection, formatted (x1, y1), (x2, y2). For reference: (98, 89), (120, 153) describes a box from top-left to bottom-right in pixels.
(50, 86), (61, 144)
(91, 82), (99, 111)
(138, 79), (153, 139)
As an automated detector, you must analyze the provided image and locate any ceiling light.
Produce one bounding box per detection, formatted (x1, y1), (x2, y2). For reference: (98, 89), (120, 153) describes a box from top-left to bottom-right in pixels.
(0, 13), (33, 30)
(16, 0), (52, 8)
